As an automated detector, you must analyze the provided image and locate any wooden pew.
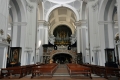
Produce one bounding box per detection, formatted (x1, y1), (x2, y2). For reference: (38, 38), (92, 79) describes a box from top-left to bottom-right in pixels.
(82, 63), (120, 79)
(105, 67), (120, 79)
(82, 64), (98, 74)
(31, 66), (42, 78)
(31, 63), (58, 78)
(1, 66), (27, 78)
(25, 64), (37, 74)
(93, 66), (105, 77)
(67, 63), (92, 79)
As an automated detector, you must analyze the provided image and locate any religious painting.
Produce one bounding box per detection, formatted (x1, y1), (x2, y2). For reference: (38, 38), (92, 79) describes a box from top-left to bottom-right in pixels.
(9, 47), (22, 66)
(105, 48), (115, 62)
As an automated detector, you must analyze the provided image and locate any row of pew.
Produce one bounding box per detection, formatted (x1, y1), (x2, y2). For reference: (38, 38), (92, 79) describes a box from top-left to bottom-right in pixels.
(0, 63), (58, 79)
(67, 63), (92, 79)
(31, 63), (58, 78)
(82, 64), (120, 79)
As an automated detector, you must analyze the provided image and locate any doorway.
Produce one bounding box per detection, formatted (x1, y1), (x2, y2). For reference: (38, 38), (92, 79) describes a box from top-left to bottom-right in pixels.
(52, 53), (72, 64)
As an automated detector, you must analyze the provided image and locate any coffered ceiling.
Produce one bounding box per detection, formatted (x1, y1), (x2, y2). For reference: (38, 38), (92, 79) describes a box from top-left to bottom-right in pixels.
(49, 7), (76, 25)
(49, 7), (77, 34)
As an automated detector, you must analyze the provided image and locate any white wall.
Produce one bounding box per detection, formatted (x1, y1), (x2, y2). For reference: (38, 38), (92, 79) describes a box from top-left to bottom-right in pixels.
(23, 0), (37, 65)
(0, 0), (9, 68)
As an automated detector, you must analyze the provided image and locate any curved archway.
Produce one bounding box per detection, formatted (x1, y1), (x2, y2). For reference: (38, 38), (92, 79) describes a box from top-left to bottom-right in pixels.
(52, 53), (72, 64)
(9, 0), (27, 47)
(48, 6), (77, 36)
(50, 21), (75, 35)
(104, 0), (116, 48)
(45, 4), (79, 21)
(81, 2), (87, 20)
(38, 2), (44, 20)
(8, 0), (27, 66)
(53, 25), (72, 37)
(53, 25), (72, 45)
(98, 0), (117, 66)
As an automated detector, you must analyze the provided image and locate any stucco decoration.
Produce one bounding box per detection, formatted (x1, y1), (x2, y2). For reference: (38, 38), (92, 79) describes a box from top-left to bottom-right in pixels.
(47, 0), (75, 4)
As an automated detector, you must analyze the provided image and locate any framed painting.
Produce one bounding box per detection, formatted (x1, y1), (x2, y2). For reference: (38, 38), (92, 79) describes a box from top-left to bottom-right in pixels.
(9, 47), (22, 66)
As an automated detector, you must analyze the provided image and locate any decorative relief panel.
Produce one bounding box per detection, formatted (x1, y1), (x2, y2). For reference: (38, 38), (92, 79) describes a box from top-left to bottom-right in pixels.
(92, 0), (100, 11)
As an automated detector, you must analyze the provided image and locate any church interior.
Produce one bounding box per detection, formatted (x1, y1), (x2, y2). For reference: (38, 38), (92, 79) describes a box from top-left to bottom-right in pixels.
(0, 0), (120, 79)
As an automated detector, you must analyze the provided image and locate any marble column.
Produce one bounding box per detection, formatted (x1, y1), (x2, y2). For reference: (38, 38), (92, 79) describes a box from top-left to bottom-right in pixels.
(75, 21), (81, 53)
(37, 20), (49, 63)
(88, 1), (102, 65)
(44, 21), (49, 44)
(75, 20), (89, 63)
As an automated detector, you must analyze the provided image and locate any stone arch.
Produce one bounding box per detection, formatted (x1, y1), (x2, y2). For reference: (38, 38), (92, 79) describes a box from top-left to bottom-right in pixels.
(38, 2), (44, 20)
(9, 0), (27, 65)
(98, 0), (116, 48)
(50, 52), (75, 61)
(98, 0), (116, 66)
(51, 22), (75, 35)
(81, 1), (87, 20)
(45, 4), (79, 21)
(9, 0), (27, 47)
(52, 53), (73, 63)
(104, 0), (116, 48)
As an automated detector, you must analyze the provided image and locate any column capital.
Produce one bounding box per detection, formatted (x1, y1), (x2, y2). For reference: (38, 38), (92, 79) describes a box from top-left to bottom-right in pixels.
(10, 22), (27, 26)
(92, 1), (99, 11)
(98, 21), (115, 25)
(26, 0), (34, 12)
(75, 20), (87, 27)
(38, 20), (50, 28)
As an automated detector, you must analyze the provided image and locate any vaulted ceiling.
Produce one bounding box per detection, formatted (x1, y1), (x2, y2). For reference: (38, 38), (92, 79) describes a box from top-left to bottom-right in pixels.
(48, 7), (77, 34)
(49, 7), (76, 26)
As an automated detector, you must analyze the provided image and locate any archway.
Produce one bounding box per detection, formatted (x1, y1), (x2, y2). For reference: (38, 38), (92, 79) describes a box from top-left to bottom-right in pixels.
(7, 0), (27, 66)
(52, 53), (72, 64)
(53, 25), (72, 45)
(98, 0), (117, 66)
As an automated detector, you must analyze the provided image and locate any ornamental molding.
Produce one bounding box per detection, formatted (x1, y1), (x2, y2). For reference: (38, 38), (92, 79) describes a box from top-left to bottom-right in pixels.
(92, 0), (100, 11)
(98, 21), (118, 25)
(10, 22), (27, 26)
(26, 0), (34, 12)
(38, 20), (50, 27)
(30, 0), (43, 3)
(24, 47), (33, 53)
(75, 20), (87, 26)
(82, 0), (95, 3)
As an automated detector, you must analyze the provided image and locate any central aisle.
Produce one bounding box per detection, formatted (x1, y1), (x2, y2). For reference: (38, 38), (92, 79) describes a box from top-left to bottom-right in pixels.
(53, 64), (69, 76)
